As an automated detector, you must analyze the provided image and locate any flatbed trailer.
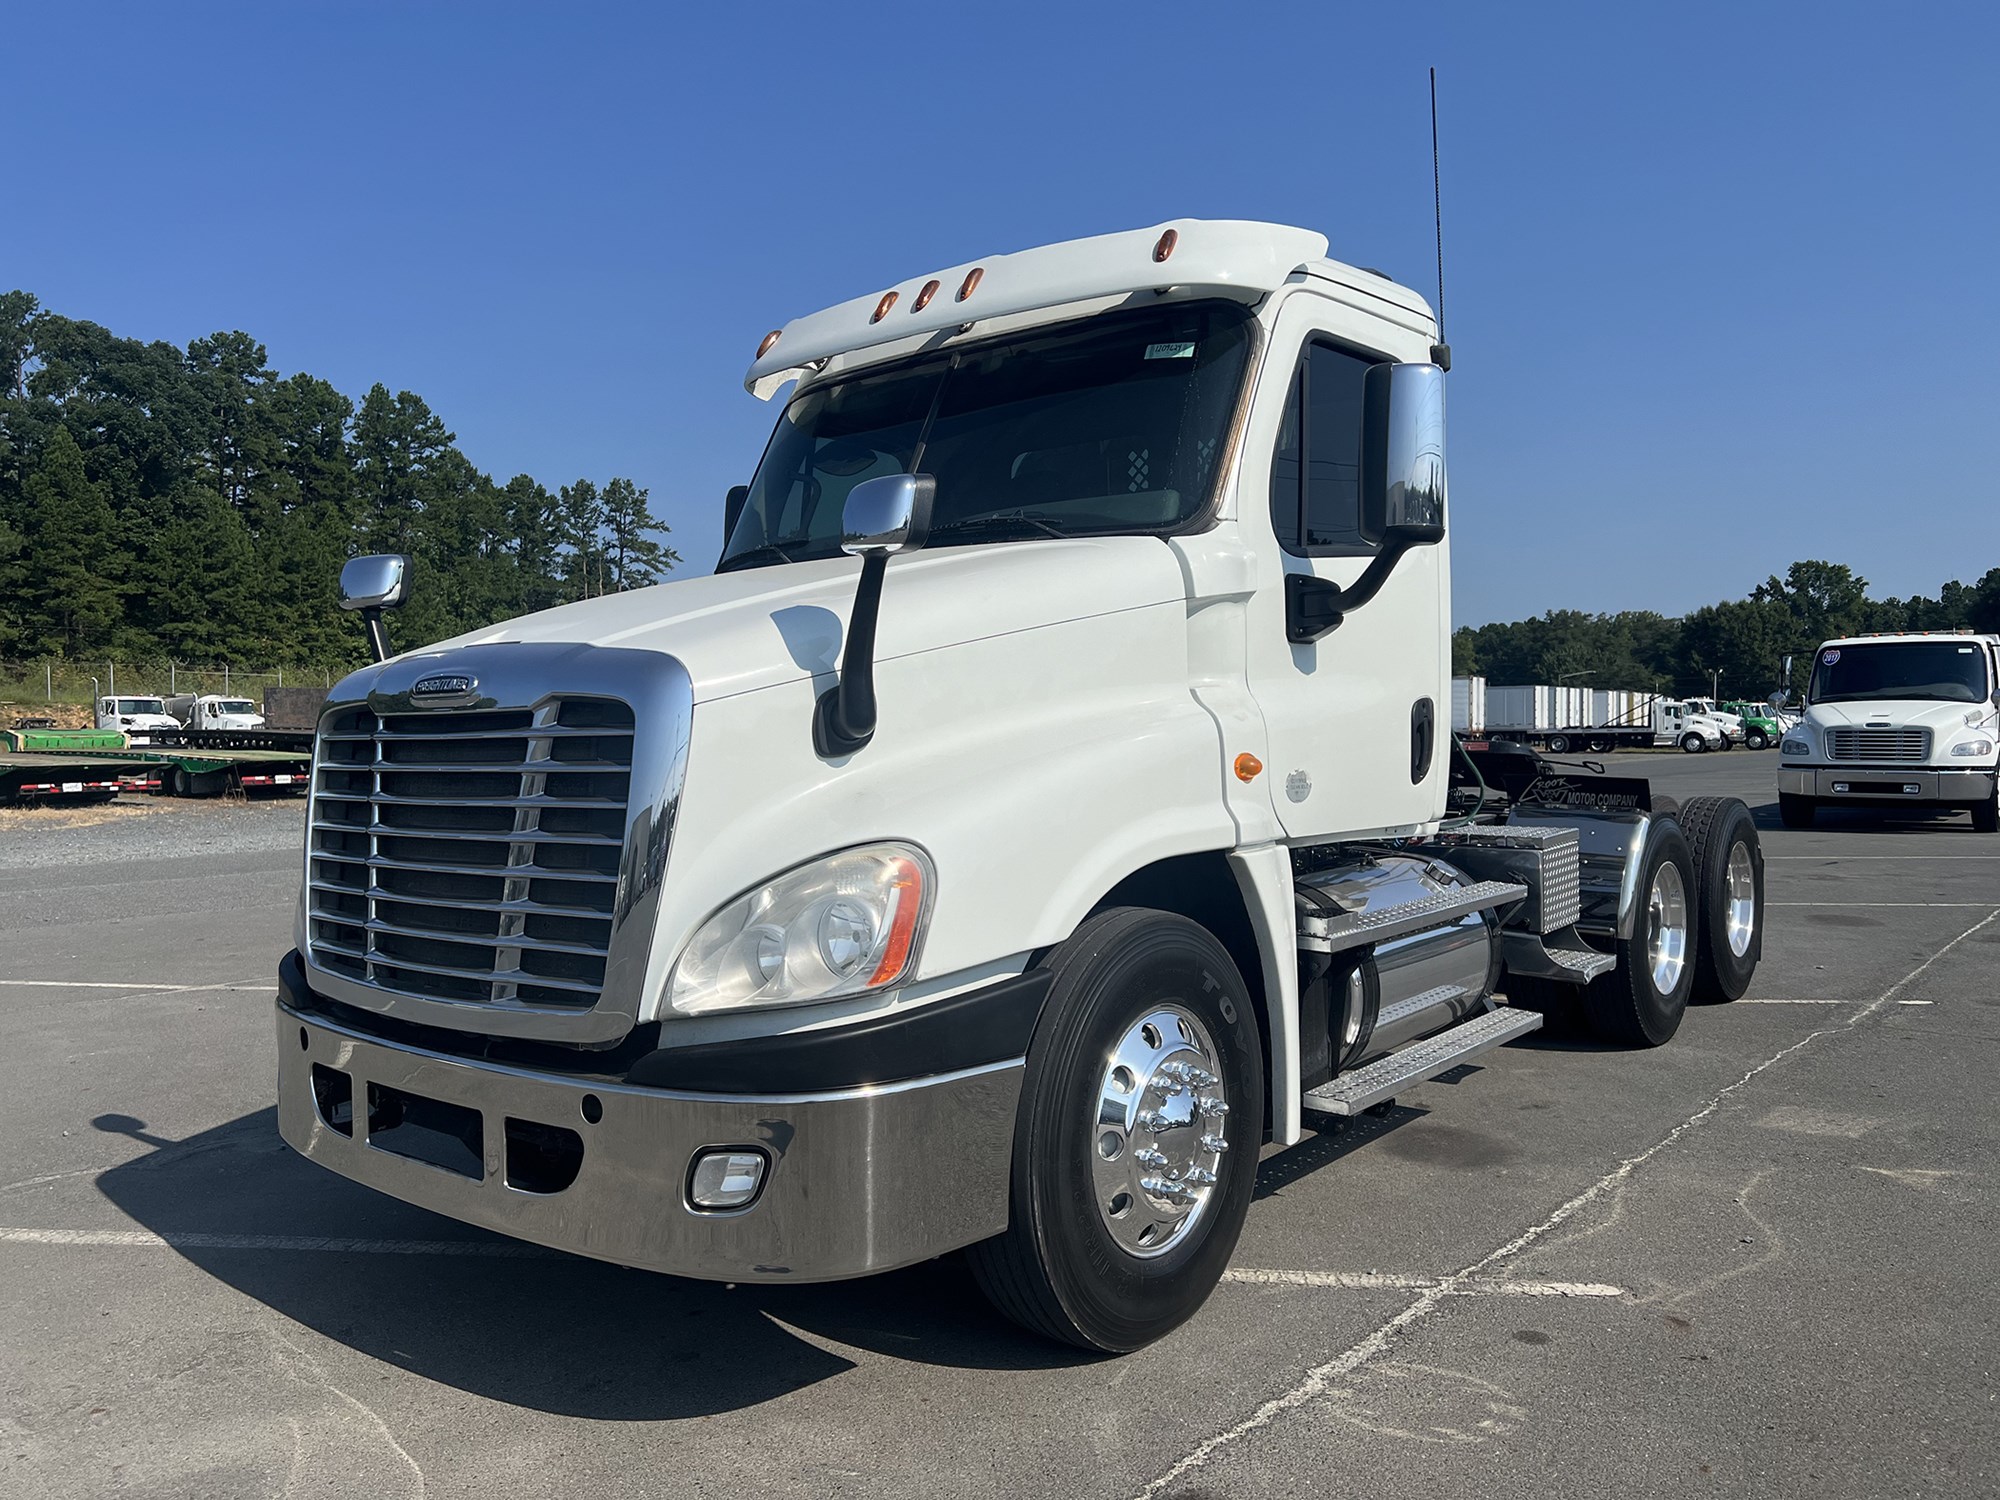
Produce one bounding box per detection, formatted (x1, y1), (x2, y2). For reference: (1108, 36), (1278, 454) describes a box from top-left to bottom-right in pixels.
(0, 751), (158, 806)
(104, 745), (312, 797)
(128, 727), (315, 754)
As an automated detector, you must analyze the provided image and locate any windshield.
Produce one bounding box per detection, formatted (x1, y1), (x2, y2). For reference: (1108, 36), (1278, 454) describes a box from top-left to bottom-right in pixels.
(216, 700), (255, 714)
(114, 699), (164, 715)
(720, 300), (1257, 569)
(1809, 641), (1991, 704)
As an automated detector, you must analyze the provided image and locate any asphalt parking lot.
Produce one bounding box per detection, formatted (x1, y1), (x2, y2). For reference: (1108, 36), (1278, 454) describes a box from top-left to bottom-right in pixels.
(3, 756), (1995, 1499)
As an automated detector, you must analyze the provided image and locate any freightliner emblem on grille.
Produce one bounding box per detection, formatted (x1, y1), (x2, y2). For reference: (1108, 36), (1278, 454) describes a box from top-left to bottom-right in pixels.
(409, 673), (479, 704)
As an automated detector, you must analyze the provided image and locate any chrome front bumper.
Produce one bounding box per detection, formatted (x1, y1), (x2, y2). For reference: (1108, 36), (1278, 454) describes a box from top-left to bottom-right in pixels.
(1778, 765), (1998, 804)
(277, 999), (1023, 1283)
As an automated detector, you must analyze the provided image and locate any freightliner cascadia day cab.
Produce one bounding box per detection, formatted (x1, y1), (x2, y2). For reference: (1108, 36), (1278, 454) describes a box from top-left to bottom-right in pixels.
(1778, 632), (2000, 831)
(278, 221), (1769, 1350)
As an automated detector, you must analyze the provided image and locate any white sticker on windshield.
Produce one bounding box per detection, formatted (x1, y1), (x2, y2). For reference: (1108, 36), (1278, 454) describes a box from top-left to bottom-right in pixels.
(1821, 649), (1840, 664)
(1145, 342), (1196, 360)
(1959, 646), (1975, 652)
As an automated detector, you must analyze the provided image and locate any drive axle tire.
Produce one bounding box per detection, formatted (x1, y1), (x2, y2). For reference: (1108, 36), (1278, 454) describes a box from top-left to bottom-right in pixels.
(1778, 793), (1817, 830)
(967, 908), (1262, 1353)
(1584, 822), (1698, 1047)
(1679, 796), (1762, 1002)
(1547, 734), (1572, 754)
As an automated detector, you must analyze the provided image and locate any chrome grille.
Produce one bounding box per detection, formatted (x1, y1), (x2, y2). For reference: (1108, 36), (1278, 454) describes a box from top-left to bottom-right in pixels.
(307, 697), (635, 1010)
(1825, 726), (1930, 763)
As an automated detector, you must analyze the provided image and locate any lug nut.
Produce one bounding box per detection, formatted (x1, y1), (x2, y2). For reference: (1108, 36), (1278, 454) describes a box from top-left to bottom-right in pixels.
(1137, 1110), (1173, 1134)
(1182, 1167), (1217, 1187)
(1201, 1134), (1228, 1154)
(1196, 1096), (1229, 1119)
(1134, 1147), (1168, 1170)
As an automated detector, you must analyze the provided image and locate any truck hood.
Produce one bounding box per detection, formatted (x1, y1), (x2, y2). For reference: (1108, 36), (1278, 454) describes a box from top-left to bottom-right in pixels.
(408, 536), (1188, 703)
(1806, 699), (1997, 734)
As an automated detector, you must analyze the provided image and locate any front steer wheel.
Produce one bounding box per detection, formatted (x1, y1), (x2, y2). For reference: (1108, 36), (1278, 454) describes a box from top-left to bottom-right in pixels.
(1973, 783), (1999, 833)
(967, 908), (1263, 1353)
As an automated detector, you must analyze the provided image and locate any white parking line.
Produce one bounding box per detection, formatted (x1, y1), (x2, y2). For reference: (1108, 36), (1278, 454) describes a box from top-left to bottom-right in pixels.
(0, 979), (265, 992)
(1224, 1268), (1622, 1297)
(1768, 902), (1999, 908)
(0, 1227), (551, 1257)
(1736, 997), (1846, 1004)
(0, 1229), (1627, 1301)
(1765, 856), (2000, 861)
(1134, 907), (2000, 1500)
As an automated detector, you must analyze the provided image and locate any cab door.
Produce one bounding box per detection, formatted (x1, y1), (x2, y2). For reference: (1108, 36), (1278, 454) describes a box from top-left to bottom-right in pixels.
(1241, 296), (1449, 841)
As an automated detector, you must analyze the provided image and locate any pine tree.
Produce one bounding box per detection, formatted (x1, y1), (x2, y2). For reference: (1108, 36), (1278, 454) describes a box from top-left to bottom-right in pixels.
(600, 477), (680, 591)
(18, 427), (122, 655)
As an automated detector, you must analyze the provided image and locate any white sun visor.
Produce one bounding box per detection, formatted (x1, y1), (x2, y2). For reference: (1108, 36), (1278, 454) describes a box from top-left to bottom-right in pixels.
(743, 218), (1330, 399)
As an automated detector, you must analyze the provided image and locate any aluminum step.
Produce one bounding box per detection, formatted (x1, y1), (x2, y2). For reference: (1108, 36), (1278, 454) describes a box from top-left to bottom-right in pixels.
(1500, 929), (1618, 983)
(1301, 1006), (1544, 1117)
(1373, 983), (1470, 1032)
(1298, 880), (1526, 954)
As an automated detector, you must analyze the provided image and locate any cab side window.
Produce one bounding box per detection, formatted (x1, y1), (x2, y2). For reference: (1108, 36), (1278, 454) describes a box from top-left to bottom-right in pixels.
(1270, 339), (1387, 557)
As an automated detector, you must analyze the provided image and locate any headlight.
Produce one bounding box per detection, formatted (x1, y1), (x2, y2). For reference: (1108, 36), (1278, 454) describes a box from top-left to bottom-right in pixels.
(1952, 738), (1995, 758)
(1781, 737), (1812, 757)
(667, 843), (933, 1016)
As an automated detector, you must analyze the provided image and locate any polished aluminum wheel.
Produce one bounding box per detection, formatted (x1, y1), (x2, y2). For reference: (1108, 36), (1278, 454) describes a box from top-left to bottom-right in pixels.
(1723, 842), (1756, 958)
(1646, 861), (1690, 993)
(1091, 1005), (1228, 1259)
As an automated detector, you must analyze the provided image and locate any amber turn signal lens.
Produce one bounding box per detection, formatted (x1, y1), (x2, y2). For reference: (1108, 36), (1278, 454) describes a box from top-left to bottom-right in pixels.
(913, 278), (941, 312)
(871, 291), (899, 323)
(1153, 228), (1178, 263)
(957, 266), (984, 301)
(756, 329), (782, 358)
(1233, 752), (1263, 783)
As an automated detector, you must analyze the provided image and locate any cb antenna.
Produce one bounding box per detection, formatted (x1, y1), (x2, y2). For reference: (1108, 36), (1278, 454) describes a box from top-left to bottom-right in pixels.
(1429, 66), (1451, 371)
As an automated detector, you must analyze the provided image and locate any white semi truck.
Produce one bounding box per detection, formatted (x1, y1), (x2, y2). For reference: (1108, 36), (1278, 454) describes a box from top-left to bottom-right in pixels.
(95, 696), (180, 735)
(1778, 632), (2000, 831)
(165, 693), (267, 731)
(1480, 692), (1730, 753)
(276, 220), (1767, 1350)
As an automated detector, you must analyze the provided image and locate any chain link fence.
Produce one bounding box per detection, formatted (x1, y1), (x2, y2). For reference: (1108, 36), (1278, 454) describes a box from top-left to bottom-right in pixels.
(0, 658), (344, 706)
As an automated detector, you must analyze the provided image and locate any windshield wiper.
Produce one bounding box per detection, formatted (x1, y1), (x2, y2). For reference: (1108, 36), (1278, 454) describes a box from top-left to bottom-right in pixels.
(928, 512), (1069, 542)
(716, 541), (799, 572)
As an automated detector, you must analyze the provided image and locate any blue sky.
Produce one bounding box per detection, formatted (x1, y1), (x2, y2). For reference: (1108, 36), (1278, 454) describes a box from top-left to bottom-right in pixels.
(6, 2), (1995, 626)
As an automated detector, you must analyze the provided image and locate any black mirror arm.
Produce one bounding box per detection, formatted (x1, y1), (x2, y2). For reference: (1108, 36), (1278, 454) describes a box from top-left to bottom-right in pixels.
(813, 551), (888, 757)
(1286, 539), (1417, 644)
(360, 607), (391, 664)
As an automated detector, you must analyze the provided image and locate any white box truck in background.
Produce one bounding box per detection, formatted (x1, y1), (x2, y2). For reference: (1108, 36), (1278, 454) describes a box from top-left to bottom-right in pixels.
(274, 219), (1768, 1352)
(1779, 633), (2000, 830)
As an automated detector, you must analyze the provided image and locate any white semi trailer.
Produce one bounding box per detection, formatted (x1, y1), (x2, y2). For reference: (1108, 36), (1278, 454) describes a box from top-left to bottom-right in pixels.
(275, 220), (1766, 1350)
(1779, 632), (2000, 830)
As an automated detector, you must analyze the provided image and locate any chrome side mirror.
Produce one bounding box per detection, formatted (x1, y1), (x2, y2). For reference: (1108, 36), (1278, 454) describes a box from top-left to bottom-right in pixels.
(338, 553), (412, 663)
(339, 554), (411, 612)
(814, 473), (936, 758)
(1368, 362), (1447, 546)
(840, 473), (935, 556)
(1287, 365), (1445, 644)
(1767, 691), (1787, 711)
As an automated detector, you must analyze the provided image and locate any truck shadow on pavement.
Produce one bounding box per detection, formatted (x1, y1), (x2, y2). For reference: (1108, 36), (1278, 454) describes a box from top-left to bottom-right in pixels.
(1747, 797), (1974, 836)
(91, 1109), (1096, 1420)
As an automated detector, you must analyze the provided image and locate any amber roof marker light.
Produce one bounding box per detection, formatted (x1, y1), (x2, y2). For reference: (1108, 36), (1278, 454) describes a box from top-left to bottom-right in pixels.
(957, 266), (984, 301)
(756, 329), (783, 359)
(913, 278), (941, 312)
(1153, 228), (1179, 263)
(870, 291), (900, 324)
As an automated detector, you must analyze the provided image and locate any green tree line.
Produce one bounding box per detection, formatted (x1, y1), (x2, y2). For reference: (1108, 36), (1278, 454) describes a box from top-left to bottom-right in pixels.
(1455, 559), (2000, 698)
(0, 290), (679, 669)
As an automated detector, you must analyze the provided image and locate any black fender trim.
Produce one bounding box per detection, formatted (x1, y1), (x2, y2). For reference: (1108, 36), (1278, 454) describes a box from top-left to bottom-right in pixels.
(278, 949), (1050, 1094)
